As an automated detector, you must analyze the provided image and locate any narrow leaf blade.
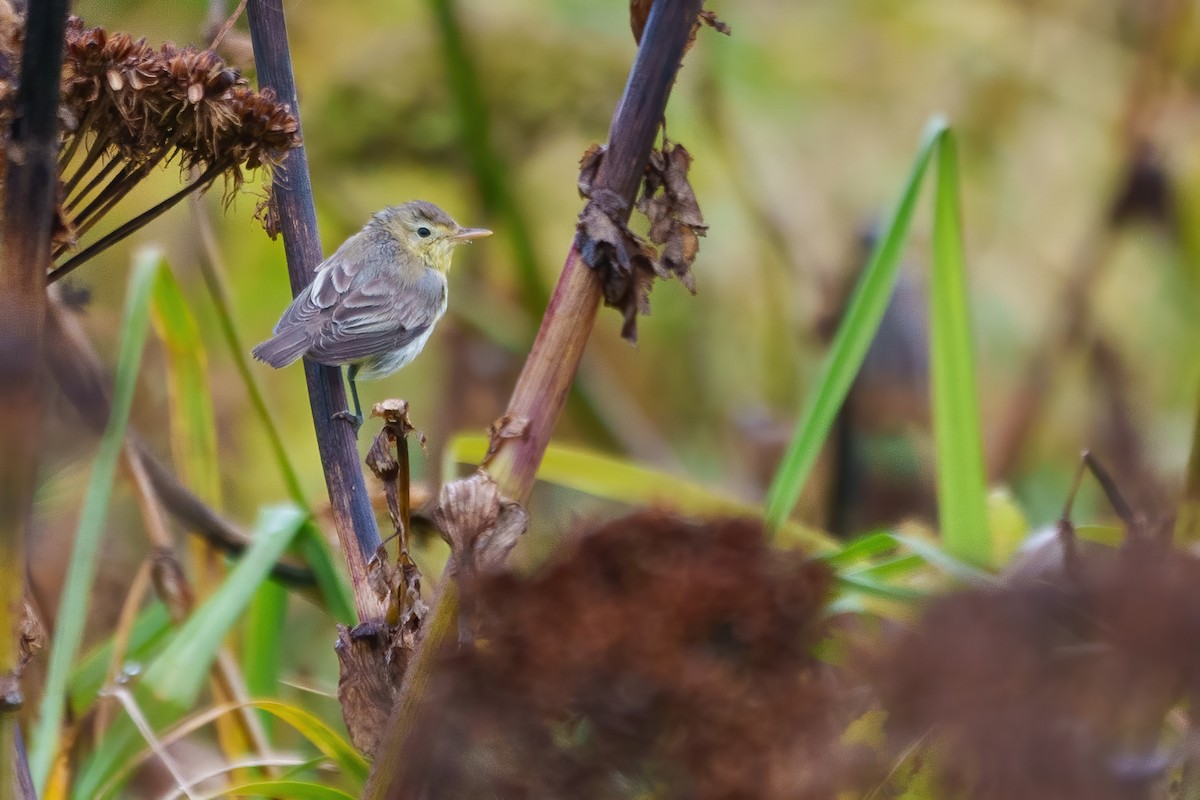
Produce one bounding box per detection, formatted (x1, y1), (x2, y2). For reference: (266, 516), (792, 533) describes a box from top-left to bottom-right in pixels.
(763, 119), (948, 532)
(930, 128), (990, 566)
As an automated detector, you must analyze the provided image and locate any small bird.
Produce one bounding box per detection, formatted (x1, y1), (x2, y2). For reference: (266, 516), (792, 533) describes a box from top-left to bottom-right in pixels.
(252, 200), (491, 430)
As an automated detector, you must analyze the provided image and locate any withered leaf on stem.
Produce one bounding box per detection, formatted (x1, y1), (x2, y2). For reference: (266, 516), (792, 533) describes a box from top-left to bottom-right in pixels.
(577, 138), (705, 341)
(639, 140), (705, 291)
(432, 472), (528, 578)
(482, 412), (529, 467)
(577, 142), (605, 198)
(335, 621), (410, 757)
(366, 398), (427, 538)
(254, 193), (281, 239)
(366, 545), (404, 621)
(346, 398), (429, 751)
(1, 599), (46, 710)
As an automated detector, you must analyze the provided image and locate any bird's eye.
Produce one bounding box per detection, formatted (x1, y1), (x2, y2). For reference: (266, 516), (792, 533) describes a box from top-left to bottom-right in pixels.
(416, 226), (432, 238)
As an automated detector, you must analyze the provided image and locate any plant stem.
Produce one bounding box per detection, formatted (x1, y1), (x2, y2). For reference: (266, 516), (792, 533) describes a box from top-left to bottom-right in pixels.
(363, 2), (702, 796)
(485, 0), (701, 502)
(246, 0), (385, 623)
(0, 0), (67, 795)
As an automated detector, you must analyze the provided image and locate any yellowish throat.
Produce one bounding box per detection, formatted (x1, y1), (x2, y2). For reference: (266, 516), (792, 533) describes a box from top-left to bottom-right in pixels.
(253, 200), (491, 429)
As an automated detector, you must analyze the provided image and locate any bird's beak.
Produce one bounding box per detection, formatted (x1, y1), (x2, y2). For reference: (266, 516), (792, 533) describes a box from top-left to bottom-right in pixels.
(451, 226), (492, 242)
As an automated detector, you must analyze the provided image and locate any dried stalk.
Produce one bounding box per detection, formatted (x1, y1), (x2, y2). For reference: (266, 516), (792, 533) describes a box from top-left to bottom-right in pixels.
(362, 1), (703, 796)
(48, 161), (227, 283)
(0, 0), (68, 794)
(246, 0), (386, 622)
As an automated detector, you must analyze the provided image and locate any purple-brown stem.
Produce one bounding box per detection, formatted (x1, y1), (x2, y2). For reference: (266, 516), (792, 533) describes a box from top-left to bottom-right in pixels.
(246, 0), (385, 622)
(485, 0), (701, 502)
(365, 2), (703, 796)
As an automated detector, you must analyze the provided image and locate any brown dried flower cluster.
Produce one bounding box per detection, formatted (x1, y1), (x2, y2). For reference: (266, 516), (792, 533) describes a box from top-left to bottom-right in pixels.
(59, 18), (297, 179)
(0, 8), (300, 278)
(396, 513), (845, 800)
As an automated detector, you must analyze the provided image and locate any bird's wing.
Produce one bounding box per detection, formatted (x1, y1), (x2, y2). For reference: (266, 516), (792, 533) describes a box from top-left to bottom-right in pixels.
(275, 250), (443, 366)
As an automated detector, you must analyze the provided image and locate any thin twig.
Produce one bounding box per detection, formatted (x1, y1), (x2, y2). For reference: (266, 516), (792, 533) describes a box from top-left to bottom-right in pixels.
(63, 155), (123, 214)
(49, 162), (226, 283)
(209, 0), (249, 50)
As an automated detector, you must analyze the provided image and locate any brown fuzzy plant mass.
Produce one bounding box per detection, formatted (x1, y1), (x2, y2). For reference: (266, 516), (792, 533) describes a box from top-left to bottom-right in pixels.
(869, 531), (1200, 800)
(395, 513), (848, 800)
(0, 3), (300, 279)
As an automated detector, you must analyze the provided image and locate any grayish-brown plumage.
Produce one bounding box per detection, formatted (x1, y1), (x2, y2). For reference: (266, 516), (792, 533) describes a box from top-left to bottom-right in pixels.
(252, 200), (491, 428)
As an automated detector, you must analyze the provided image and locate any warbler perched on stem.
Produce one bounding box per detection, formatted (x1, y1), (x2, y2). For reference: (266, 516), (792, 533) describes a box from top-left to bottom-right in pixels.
(252, 200), (491, 430)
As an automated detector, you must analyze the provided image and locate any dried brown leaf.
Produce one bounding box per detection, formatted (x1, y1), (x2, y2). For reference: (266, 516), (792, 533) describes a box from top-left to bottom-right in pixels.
(697, 9), (732, 36)
(432, 472), (528, 577)
(577, 138), (705, 341)
(19, 597), (45, 675)
(577, 142), (606, 199)
(365, 430), (399, 483)
(335, 621), (407, 757)
(639, 141), (705, 290)
(483, 413), (529, 466)
(366, 545), (402, 613)
(577, 184), (659, 342)
(254, 192), (281, 239)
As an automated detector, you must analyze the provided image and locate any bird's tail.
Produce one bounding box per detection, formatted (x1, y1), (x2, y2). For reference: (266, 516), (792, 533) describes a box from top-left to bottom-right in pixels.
(251, 328), (311, 368)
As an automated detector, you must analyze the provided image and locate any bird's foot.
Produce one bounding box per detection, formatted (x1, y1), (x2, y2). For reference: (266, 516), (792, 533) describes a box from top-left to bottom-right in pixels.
(332, 409), (364, 436)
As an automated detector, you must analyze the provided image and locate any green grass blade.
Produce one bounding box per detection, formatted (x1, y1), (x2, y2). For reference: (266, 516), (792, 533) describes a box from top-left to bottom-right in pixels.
(448, 435), (840, 553)
(763, 119), (947, 532)
(195, 780), (356, 800)
(73, 505), (307, 800)
(142, 505), (306, 705)
(243, 579), (288, 727)
(30, 248), (165, 792)
(248, 700), (369, 784)
(889, 533), (997, 585)
(930, 128), (990, 566)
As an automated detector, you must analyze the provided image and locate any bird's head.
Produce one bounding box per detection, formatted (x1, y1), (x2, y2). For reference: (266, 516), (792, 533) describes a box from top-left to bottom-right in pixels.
(374, 200), (491, 273)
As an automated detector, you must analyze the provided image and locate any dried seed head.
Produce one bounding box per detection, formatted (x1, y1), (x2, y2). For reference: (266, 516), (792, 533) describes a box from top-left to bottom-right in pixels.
(30, 16), (303, 260)
(433, 472), (528, 578)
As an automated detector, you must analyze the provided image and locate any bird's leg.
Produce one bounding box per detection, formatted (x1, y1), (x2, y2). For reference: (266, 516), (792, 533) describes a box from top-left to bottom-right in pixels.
(331, 364), (364, 434)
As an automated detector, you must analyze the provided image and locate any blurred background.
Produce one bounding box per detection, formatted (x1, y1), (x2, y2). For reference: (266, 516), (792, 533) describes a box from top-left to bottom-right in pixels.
(38, 0), (1200, 750)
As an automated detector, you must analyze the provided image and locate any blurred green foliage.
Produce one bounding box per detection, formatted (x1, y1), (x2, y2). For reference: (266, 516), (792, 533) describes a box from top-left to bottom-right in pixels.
(40, 0), (1200, 791)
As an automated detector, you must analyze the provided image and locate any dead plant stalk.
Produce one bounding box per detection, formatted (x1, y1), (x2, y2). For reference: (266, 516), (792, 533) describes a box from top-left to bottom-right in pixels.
(0, 0), (68, 795)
